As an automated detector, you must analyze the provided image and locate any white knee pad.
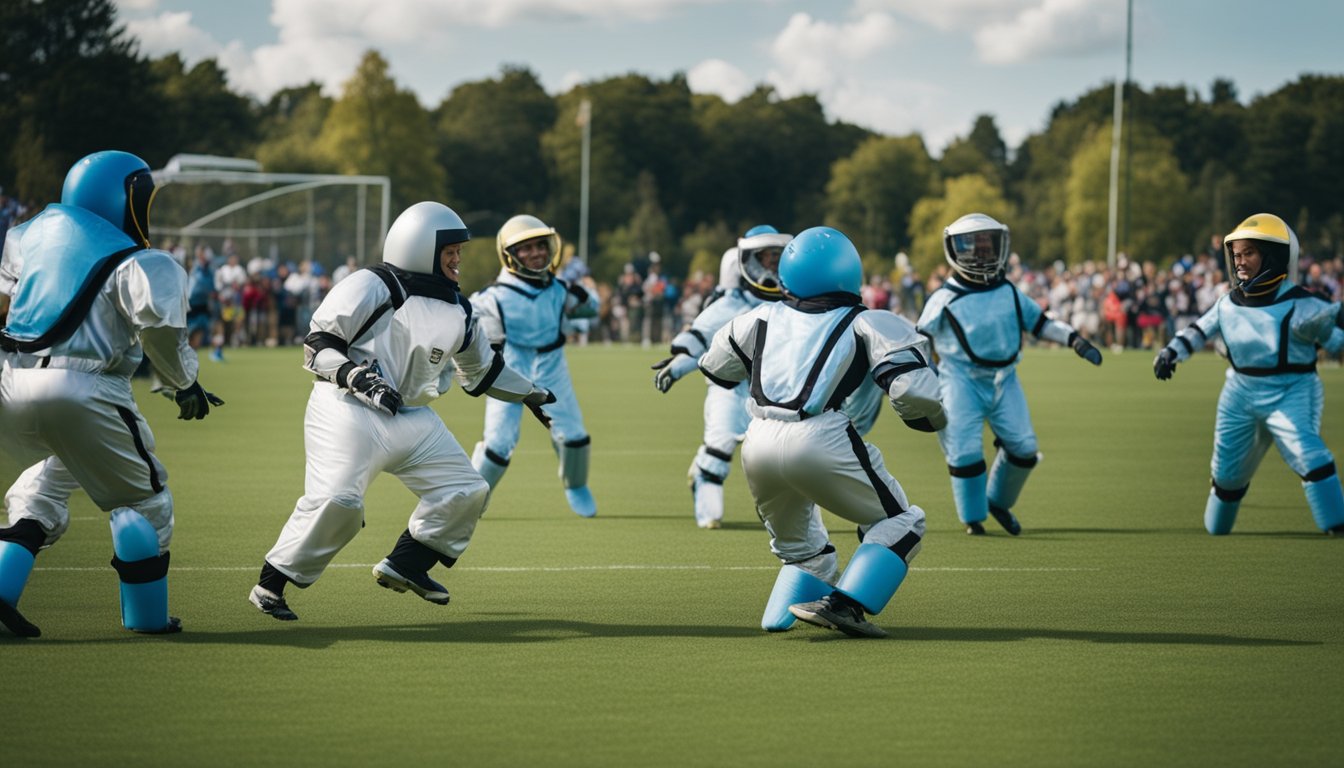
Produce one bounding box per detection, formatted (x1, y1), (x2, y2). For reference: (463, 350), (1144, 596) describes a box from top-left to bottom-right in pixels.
(472, 441), (510, 489)
(692, 444), (734, 484)
(557, 437), (591, 489)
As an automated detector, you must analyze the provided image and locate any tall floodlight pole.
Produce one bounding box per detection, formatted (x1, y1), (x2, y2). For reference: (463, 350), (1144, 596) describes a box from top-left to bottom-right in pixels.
(577, 98), (592, 262)
(1107, 77), (1123, 270)
(1122, 0), (1134, 250)
(1106, 0), (1133, 270)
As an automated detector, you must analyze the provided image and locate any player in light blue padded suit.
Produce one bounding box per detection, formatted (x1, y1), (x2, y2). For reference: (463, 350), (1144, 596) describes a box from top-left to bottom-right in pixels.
(1154, 213), (1344, 535)
(469, 215), (601, 517)
(917, 213), (1103, 536)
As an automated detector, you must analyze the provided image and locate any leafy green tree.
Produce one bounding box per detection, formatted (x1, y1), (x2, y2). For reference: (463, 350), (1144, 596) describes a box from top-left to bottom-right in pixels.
(253, 84), (335, 173)
(151, 54), (256, 159)
(434, 65), (556, 234)
(316, 50), (444, 211)
(591, 171), (673, 282)
(0, 0), (166, 201)
(940, 114), (1008, 188)
(907, 174), (1014, 277)
(824, 134), (936, 260)
(680, 220), (735, 282)
(542, 75), (699, 248)
(1064, 124), (1193, 265)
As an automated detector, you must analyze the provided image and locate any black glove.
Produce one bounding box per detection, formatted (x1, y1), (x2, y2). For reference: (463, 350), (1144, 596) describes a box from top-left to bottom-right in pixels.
(1069, 333), (1103, 366)
(175, 381), (224, 420)
(347, 365), (403, 415)
(1153, 348), (1178, 381)
(523, 388), (557, 429)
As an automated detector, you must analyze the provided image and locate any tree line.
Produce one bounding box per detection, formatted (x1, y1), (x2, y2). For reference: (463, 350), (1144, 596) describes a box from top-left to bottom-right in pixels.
(4, 0), (1342, 290)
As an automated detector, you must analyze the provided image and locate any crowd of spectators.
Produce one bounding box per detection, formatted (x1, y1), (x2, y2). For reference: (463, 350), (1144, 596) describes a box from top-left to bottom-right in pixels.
(2, 192), (1341, 361)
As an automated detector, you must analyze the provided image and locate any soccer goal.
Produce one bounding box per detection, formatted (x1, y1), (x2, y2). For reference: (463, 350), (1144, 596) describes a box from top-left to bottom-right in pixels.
(149, 153), (391, 271)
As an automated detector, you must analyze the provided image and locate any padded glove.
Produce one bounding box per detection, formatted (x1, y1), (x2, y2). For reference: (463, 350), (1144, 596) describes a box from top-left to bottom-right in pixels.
(1069, 333), (1103, 366)
(174, 381), (224, 420)
(523, 388), (557, 429)
(651, 353), (699, 393)
(1153, 347), (1178, 381)
(346, 364), (403, 416)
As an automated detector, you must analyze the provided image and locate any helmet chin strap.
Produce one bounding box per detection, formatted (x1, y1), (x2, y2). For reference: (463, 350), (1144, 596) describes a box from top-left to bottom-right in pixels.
(1238, 268), (1285, 297)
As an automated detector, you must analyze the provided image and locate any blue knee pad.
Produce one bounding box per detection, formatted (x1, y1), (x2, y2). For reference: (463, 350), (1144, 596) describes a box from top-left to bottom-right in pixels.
(109, 508), (171, 632)
(0, 541), (36, 607)
(835, 543), (909, 615)
(949, 468), (988, 524)
(1204, 492), (1241, 536)
(761, 565), (832, 631)
(1304, 476), (1344, 532)
(471, 442), (509, 489)
(987, 450), (1037, 511)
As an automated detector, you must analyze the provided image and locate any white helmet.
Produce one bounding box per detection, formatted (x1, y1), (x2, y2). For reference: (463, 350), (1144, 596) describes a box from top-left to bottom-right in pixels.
(943, 213), (1009, 284)
(718, 248), (741, 290)
(737, 224), (792, 300)
(383, 202), (471, 277)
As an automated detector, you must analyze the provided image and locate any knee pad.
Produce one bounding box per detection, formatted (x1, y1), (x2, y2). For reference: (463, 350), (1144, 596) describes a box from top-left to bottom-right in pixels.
(1302, 464), (1344, 532)
(948, 462), (988, 524)
(835, 542), (909, 615)
(761, 565), (834, 631)
(1205, 481), (1247, 536)
(109, 508), (172, 632)
(987, 449), (1038, 511)
(693, 444), (734, 483)
(472, 442), (510, 489)
(0, 519), (45, 608)
(557, 436), (591, 489)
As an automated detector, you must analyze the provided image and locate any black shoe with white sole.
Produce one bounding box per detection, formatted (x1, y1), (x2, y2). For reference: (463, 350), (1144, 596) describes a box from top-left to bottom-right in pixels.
(788, 593), (887, 639)
(373, 560), (450, 605)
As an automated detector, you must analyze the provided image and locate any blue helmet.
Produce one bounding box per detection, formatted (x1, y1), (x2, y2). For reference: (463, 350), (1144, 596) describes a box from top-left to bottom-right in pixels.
(778, 226), (862, 299)
(62, 150), (157, 247)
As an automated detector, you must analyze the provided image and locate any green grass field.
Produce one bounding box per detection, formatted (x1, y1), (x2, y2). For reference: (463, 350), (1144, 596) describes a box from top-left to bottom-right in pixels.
(2, 344), (1341, 767)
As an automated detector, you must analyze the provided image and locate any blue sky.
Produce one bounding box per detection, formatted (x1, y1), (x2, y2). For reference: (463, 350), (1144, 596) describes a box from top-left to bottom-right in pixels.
(114, 0), (1343, 152)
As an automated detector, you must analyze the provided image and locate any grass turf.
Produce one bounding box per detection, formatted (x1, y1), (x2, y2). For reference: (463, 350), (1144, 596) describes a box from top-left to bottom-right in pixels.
(1, 343), (1340, 767)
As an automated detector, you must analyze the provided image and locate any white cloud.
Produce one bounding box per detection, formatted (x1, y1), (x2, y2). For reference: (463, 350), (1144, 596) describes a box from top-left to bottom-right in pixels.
(114, 0), (161, 11)
(766, 12), (900, 97)
(687, 59), (754, 103)
(974, 0), (1126, 64)
(125, 11), (222, 61)
(852, 0), (1032, 32)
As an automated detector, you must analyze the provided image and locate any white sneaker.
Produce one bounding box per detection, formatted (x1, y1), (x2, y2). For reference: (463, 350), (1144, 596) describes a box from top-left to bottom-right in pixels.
(692, 476), (724, 529)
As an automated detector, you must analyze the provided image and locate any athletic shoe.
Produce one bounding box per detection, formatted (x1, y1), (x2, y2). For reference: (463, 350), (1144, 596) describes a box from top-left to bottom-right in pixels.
(249, 585), (299, 621)
(1327, 523), (1344, 537)
(209, 348), (225, 363)
(698, 519), (722, 530)
(132, 616), (183, 634)
(372, 560), (450, 605)
(564, 487), (598, 518)
(788, 594), (887, 639)
(0, 599), (40, 638)
(965, 521), (986, 535)
(988, 504), (1022, 536)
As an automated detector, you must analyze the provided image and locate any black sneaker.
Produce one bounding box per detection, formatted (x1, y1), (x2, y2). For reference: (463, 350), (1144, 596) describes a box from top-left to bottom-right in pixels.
(373, 560), (450, 605)
(249, 585), (299, 621)
(988, 504), (1022, 536)
(0, 599), (40, 638)
(788, 594), (887, 638)
(965, 521), (986, 535)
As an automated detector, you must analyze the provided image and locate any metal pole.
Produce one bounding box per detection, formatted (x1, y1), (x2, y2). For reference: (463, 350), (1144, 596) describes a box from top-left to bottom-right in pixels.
(379, 180), (391, 256)
(1122, 0), (1134, 250)
(1107, 76), (1122, 270)
(578, 98), (592, 262)
(356, 183), (367, 264)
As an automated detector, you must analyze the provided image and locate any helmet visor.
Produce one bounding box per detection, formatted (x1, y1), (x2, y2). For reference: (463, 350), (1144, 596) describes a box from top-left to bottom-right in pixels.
(740, 246), (783, 296)
(947, 229), (1005, 279)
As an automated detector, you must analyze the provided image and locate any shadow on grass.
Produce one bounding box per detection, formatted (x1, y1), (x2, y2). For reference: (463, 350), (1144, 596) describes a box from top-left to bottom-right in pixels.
(885, 625), (1321, 646)
(5, 617), (763, 647)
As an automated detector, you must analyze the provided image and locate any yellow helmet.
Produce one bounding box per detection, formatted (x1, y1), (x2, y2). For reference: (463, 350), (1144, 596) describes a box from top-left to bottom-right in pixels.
(1224, 213), (1299, 296)
(497, 214), (562, 281)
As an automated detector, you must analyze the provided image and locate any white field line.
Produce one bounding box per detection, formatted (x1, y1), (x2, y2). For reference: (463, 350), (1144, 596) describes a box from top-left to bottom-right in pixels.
(34, 563), (1100, 573)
